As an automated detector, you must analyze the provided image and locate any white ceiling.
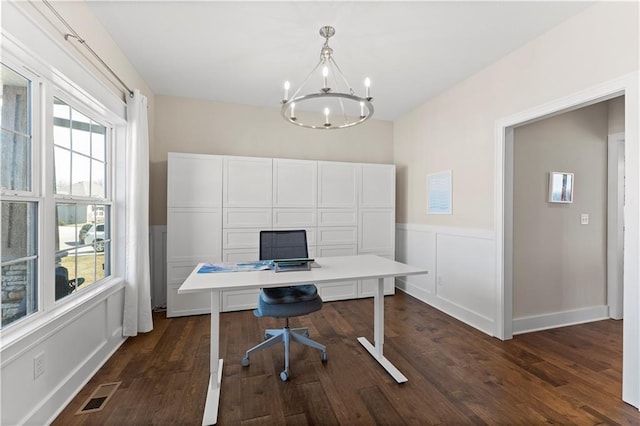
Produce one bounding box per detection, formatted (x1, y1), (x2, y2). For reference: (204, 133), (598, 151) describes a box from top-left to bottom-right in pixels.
(86, 1), (593, 121)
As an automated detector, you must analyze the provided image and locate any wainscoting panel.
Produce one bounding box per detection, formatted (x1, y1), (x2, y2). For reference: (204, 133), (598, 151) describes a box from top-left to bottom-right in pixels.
(396, 224), (496, 336)
(150, 225), (167, 309)
(1, 285), (126, 425)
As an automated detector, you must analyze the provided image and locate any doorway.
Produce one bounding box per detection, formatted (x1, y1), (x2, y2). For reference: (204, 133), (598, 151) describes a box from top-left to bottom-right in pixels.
(509, 99), (623, 334)
(494, 74), (639, 408)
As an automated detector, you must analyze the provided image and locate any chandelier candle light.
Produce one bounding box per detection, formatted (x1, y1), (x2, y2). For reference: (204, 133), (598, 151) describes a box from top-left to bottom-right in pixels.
(281, 26), (374, 129)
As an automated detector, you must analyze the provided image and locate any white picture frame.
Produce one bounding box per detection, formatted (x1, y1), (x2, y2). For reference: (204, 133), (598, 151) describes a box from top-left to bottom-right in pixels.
(427, 170), (452, 214)
(548, 171), (574, 203)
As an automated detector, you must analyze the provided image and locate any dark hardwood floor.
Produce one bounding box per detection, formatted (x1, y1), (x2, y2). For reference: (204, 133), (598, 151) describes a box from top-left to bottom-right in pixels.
(53, 292), (640, 425)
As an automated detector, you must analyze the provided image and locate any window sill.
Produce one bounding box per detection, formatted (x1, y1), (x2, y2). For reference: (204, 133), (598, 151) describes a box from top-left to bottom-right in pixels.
(0, 277), (125, 353)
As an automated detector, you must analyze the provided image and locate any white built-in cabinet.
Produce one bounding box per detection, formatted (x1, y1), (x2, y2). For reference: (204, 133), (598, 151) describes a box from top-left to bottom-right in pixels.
(166, 152), (395, 317)
(166, 153), (223, 316)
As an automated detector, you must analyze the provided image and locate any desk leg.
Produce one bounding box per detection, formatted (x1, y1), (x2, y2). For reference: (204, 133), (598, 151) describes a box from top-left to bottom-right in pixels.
(357, 277), (408, 383)
(202, 291), (223, 425)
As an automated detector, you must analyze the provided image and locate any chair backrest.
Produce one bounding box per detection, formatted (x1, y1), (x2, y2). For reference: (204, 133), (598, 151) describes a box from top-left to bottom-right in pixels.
(260, 230), (308, 261)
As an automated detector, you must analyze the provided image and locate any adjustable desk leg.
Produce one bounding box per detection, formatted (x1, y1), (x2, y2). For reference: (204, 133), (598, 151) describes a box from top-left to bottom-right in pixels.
(202, 291), (223, 425)
(357, 277), (408, 383)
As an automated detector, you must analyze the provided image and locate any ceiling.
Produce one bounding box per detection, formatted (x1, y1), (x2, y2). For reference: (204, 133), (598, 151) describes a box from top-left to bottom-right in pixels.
(86, 1), (594, 121)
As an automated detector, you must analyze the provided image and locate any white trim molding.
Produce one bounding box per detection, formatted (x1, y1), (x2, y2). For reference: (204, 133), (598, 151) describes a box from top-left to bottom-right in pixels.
(513, 305), (609, 335)
(495, 71), (640, 408)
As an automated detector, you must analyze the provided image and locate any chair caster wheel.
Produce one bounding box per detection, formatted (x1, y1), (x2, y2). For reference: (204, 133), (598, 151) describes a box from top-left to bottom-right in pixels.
(303, 331), (309, 337)
(280, 370), (288, 381)
(321, 352), (328, 363)
(241, 356), (250, 367)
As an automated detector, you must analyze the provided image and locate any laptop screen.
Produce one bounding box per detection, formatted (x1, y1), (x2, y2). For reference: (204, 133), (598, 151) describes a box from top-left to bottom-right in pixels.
(260, 230), (309, 261)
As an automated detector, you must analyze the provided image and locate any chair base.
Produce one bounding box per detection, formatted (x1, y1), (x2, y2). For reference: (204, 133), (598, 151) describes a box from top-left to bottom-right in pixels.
(242, 324), (327, 381)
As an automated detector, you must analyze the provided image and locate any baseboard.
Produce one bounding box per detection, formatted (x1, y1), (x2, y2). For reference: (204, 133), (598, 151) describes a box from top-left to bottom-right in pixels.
(513, 305), (609, 335)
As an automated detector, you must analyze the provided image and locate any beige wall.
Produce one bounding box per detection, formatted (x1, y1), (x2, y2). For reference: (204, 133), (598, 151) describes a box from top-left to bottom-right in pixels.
(513, 102), (610, 318)
(393, 2), (638, 229)
(151, 95), (393, 224)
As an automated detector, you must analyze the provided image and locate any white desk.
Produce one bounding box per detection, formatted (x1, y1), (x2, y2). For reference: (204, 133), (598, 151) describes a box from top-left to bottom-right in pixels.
(178, 254), (428, 425)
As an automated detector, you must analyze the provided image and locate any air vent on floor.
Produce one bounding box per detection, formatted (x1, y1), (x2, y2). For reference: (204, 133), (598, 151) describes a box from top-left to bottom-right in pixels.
(75, 381), (121, 415)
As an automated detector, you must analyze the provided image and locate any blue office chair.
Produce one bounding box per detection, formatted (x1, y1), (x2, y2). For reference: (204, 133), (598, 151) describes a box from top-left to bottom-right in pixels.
(241, 230), (327, 381)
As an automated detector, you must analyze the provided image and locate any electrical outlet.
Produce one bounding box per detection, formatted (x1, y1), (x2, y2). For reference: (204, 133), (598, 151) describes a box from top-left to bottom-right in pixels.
(33, 352), (45, 379)
(437, 275), (443, 286)
(581, 213), (589, 225)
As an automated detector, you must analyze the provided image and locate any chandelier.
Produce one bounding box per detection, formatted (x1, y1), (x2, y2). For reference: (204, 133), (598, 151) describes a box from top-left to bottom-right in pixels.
(281, 26), (374, 130)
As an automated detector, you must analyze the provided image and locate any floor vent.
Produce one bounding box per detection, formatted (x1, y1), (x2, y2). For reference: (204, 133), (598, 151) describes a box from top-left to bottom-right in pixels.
(76, 381), (121, 415)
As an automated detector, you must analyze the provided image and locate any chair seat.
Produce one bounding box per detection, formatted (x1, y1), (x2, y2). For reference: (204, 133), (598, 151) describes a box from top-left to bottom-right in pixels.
(261, 284), (318, 304)
(254, 285), (322, 318)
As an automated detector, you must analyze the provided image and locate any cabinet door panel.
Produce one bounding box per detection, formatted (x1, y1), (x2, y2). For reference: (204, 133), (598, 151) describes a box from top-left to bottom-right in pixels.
(223, 156), (272, 207)
(167, 262), (199, 283)
(168, 153), (222, 208)
(167, 284), (212, 317)
(358, 277), (396, 298)
(273, 159), (317, 207)
(360, 164), (395, 208)
(317, 209), (357, 227)
(358, 209), (395, 253)
(273, 208), (316, 228)
(316, 244), (357, 257)
(167, 208), (221, 261)
(223, 208), (272, 228)
(222, 289), (260, 312)
(222, 228), (261, 249)
(317, 227), (357, 246)
(318, 161), (357, 208)
(317, 281), (357, 301)
(223, 248), (260, 263)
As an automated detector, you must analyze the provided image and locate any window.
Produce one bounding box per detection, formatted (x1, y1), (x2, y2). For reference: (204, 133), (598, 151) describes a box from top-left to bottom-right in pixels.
(53, 98), (111, 301)
(1, 61), (115, 329)
(1, 64), (37, 327)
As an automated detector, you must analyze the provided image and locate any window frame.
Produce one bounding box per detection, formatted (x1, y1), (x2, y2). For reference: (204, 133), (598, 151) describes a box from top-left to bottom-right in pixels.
(1, 59), (43, 328)
(0, 49), (123, 334)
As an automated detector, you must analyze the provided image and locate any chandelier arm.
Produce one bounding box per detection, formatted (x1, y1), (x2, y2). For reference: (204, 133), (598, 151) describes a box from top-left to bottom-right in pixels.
(328, 57), (356, 95)
(288, 59), (324, 101)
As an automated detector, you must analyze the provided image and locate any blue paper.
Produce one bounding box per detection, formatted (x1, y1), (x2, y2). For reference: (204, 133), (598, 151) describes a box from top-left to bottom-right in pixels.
(198, 260), (273, 274)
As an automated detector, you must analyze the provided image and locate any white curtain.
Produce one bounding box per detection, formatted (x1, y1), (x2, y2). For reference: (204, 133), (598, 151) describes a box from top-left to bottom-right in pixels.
(123, 89), (153, 336)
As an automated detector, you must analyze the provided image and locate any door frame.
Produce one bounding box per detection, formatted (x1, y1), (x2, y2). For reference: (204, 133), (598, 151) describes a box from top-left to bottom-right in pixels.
(608, 132), (625, 320)
(494, 72), (639, 407)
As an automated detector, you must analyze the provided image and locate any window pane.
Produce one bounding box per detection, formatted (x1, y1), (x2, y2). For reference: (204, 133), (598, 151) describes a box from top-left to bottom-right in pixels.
(1, 130), (31, 192)
(55, 203), (110, 300)
(56, 250), (81, 300)
(91, 160), (106, 198)
(54, 146), (71, 194)
(71, 108), (90, 125)
(91, 128), (105, 161)
(71, 153), (90, 196)
(1, 64), (30, 134)
(1, 201), (37, 261)
(53, 120), (71, 149)
(53, 98), (70, 120)
(2, 259), (37, 327)
(72, 127), (91, 156)
(56, 203), (81, 249)
(1, 64), (31, 192)
(1, 200), (37, 328)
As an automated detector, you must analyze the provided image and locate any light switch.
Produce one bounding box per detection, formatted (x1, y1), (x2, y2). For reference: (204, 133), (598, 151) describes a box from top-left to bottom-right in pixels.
(581, 213), (589, 225)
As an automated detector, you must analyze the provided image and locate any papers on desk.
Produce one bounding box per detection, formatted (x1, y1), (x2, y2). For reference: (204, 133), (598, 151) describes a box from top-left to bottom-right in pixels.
(197, 259), (318, 274)
(198, 260), (273, 273)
